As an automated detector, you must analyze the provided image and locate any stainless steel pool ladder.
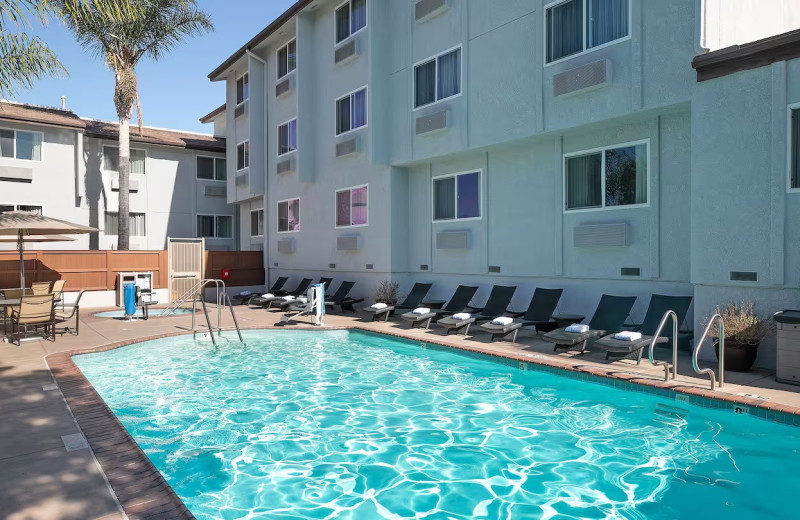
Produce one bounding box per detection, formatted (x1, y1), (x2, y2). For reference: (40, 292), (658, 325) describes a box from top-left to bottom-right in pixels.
(692, 314), (724, 390)
(165, 279), (243, 345)
(648, 310), (679, 382)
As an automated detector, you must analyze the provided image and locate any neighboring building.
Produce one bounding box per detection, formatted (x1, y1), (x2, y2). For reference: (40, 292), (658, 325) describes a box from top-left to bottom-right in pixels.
(0, 101), (234, 250)
(204, 0), (800, 369)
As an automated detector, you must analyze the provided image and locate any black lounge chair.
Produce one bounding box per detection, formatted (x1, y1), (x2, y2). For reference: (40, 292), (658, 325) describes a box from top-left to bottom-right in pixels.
(542, 294), (637, 355)
(436, 285), (517, 335)
(273, 278), (334, 311)
(595, 295), (693, 364)
(361, 282), (433, 322)
(400, 285), (479, 329)
(479, 288), (564, 342)
(235, 277), (288, 305)
(253, 278), (312, 309)
(324, 281), (364, 312)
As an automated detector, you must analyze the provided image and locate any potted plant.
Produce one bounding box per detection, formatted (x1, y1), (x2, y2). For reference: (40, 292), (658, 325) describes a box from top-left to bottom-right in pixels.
(703, 301), (774, 372)
(373, 280), (401, 306)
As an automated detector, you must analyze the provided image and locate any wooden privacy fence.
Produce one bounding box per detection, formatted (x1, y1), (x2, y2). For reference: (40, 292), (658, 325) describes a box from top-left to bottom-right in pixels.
(0, 250), (264, 291)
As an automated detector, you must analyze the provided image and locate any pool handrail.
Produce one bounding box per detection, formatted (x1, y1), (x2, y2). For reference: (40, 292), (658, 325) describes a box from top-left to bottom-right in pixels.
(647, 310), (679, 382)
(693, 314), (724, 390)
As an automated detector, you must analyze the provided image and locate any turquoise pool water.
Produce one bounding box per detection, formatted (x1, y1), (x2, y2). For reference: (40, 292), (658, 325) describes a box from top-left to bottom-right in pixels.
(93, 308), (193, 318)
(74, 330), (800, 519)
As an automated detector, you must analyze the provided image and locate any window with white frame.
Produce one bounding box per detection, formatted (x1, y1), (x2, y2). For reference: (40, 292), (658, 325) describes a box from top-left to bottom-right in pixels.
(791, 107), (800, 190)
(335, 185), (368, 227)
(0, 128), (42, 161)
(236, 73), (249, 105)
(433, 171), (480, 221)
(545, 0), (630, 64)
(250, 208), (265, 237)
(277, 40), (297, 79)
(103, 146), (146, 174)
(414, 47), (461, 109)
(335, 0), (367, 44)
(237, 141), (249, 170)
(197, 215), (232, 238)
(277, 198), (300, 233)
(564, 141), (648, 210)
(278, 119), (297, 156)
(105, 212), (146, 236)
(0, 204), (42, 214)
(336, 87), (367, 135)
(197, 156), (226, 181)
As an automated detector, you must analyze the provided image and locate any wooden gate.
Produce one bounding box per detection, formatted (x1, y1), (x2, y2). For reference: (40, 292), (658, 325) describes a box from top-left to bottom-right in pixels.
(167, 237), (204, 302)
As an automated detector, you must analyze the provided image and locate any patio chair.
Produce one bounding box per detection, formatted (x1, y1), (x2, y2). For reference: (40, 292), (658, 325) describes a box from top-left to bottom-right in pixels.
(595, 295), (693, 364)
(252, 278), (312, 308)
(479, 288), (564, 342)
(436, 285), (517, 336)
(233, 277), (288, 305)
(55, 290), (87, 336)
(361, 282), (433, 322)
(400, 285), (479, 329)
(10, 294), (55, 344)
(542, 294), (637, 355)
(30, 281), (52, 295)
(51, 280), (66, 310)
(324, 281), (364, 313)
(2, 288), (25, 330)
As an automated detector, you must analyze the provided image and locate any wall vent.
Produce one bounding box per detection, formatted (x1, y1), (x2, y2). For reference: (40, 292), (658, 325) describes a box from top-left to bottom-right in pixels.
(204, 185), (226, 197)
(335, 136), (360, 157)
(111, 178), (139, 192)
(415, 0), (449, 22)
(273, 262), (279, 267)
(337, 235), (360, 251)
(277, 238), (295, 254)
(0, 166), (33, 182)
(436, 230), (470, 249)
(329, 263), (336, 269)
(553, 59), (611, 97)
(420, 264), (429, 271)
(276, 76), (294, 98)
(334, 39), (358, 65)
(235, 172), (248, 186)
(234, 101), (247, 118)
(366, 264), (374, 270)
(276, 158), (294, 175)
(415, 109), (449, 135)
(621, 267), (641, 277)
(488, 266), (501, 273)
(573, 222), (628, 247)
(730, 271), (758, 282)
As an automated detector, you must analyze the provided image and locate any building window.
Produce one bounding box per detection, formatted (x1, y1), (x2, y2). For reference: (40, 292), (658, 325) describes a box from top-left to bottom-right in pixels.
(335, 0), (367, 44)
(278, 119), (297, 156)
(250, 209), (264, 237)
(336, 87), (367, 135)
(335, 185), (368, 227)
(565, 141), (648, 211)
(546, 0), (630, 64)
(0, 204), (42, 214)
(197, 156), (226, 181)
(0, 129), (43, 161)
(197, 215), (232, 238)
(414, 47), (461, 109)
(277, 39), (297, 79)
(433, 171), (480, 221)
(236, 73), (249, 105)
(105, 212), (146, 236)
(103, 146), (146, 174)
(236, 141), (249, 170)
(277, 198), (300, 233)
(791, 108), (800, 189)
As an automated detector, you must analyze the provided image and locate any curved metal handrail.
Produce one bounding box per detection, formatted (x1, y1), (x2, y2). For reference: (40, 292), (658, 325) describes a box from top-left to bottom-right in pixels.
(692, 313), (724, 390)
(648, 310), (679, 381)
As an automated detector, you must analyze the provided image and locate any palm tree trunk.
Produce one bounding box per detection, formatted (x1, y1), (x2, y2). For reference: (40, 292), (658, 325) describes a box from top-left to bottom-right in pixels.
(117, 117), (130, 250)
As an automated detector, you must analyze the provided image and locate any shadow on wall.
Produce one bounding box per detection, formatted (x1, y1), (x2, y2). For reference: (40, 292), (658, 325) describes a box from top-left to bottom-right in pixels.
(84, 139), (106, 250)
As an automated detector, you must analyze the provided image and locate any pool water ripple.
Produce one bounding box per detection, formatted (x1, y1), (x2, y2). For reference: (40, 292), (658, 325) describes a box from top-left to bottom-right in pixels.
(74, 330), (800, 519)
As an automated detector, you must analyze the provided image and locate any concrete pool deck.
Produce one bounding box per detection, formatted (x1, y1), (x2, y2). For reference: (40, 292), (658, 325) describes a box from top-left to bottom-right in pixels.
(2, 305), (800, 519)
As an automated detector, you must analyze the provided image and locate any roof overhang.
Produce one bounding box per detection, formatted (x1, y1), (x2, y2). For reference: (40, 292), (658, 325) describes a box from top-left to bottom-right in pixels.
(692, 28), (800, 82)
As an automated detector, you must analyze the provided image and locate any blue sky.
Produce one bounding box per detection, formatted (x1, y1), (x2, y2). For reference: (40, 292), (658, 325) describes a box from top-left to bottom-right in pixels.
(13, 0), (296, 134)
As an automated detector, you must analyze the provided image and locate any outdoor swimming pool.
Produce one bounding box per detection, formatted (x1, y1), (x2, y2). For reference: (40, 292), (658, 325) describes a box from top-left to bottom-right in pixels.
(73, 329), (800, 519)
(93, 308), (193, 318)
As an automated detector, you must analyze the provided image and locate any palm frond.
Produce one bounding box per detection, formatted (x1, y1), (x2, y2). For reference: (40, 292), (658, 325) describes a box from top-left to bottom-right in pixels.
(0, 31), (66, 97)
(0, 0), (55, 30)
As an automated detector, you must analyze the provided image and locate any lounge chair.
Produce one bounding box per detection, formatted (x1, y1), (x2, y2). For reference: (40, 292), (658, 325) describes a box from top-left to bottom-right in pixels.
(252, 278), (312, 308)
(595, 295), (693, 364)
(542, 294), (637, 355)
(234, 277), (288, 305)
(10, 294), (55, 344)
(324, 281), (364, 312)
(436, 285), (517, 335)
(400, 285), (479, 329)
(361, 282), (433, 322)
(30, 281), (52, 295)
(479, 288), (564, 342)
(51, 280), (66, 310)
(55, 290), (86, 335)
(273, 278), (334, 311)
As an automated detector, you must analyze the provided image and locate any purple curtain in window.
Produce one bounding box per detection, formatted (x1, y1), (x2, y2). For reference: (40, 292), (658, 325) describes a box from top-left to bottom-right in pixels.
(456, 172), (480, 219)
(336, 190), (351, 227)
(351, 186), (367, 225)
(289, 199), (300, 231)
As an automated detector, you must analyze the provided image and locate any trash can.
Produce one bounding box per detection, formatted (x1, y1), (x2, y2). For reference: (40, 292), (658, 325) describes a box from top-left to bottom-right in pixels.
(123, 282), (137, 317)
(773, 310), (800, 385)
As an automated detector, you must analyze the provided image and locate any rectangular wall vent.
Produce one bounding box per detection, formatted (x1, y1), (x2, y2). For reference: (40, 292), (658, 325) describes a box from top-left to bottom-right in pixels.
(204, 185), (226, 197)
(235, 172), (248, 186)
(621, 267), (641, 277)
(420, 264), (429, 271)
(274, 262), (279, 267)
(436, 230), (470, 249)
(335, 39), (358, 64)
(234, 101), (247, 118)
(488, 266), (501, 273)
(277, 238), (295, 254)
(366, 264), (374, 270)
(337, 235), (360, 251)
(329, 263), (336, 269)
(730, 271), (758, 282)
(335, 136), (360, 157)
(111, 178), (139, 192)
(415, 109), (449, 135)
(573, 222), (629, 247)
(276, 158), (294, 175)
(276, 77), (293, 97)
(0, 166), (33, 182)
(415, 0), (449, 22)
(553, 59), (611, 97)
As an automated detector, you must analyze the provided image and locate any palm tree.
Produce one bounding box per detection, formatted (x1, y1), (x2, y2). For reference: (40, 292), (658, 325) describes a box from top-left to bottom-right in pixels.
(60, 0), (212, 249)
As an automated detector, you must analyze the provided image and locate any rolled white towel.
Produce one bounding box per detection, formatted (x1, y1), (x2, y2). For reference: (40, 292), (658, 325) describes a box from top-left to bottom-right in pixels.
(261, 293), (274, 298)
(298, 297), (308, 304)
(492, 316), (514, 326)
(282, 295), (295, 301)
(565, 324), (590, 333)
(452, 312), (472, 320)
(370, 302), (388, 310)
(614, 331), (642, 341)
(412, 307), (431, 315)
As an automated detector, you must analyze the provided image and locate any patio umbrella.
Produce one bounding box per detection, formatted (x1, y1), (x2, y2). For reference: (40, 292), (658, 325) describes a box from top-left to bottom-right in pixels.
(0, 212), (97, 288)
